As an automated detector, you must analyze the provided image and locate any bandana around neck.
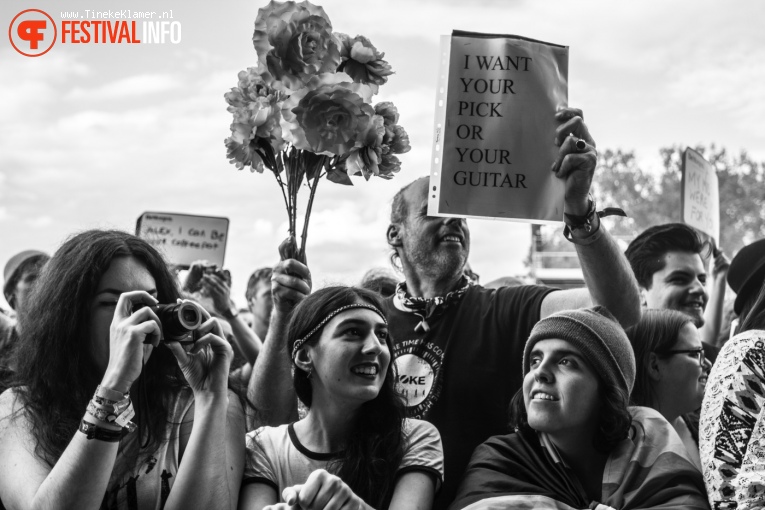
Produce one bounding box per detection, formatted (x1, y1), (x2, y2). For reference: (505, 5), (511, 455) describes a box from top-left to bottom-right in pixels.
(395, 276), (472, 333)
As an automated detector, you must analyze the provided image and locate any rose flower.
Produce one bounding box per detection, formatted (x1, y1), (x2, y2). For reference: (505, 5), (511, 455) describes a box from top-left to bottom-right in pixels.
(252, 0), (341, 91)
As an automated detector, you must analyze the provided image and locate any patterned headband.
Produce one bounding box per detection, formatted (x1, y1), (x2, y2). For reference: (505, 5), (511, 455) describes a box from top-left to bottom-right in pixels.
(291, 303), (388, 360)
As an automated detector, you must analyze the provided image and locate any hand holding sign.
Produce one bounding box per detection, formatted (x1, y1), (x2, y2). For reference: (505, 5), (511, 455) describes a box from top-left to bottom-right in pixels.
(551, 107), (597, 216)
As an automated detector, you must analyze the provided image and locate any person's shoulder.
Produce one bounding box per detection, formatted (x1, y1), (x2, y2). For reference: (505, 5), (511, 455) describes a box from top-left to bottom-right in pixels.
(246, 423), (290, 443)
(721, 330), (765, 354)
(0, 387), (27, 429)
(629, 405), (665, 422)
(472, 283), (553, 300)
(403, 418), (440, 438)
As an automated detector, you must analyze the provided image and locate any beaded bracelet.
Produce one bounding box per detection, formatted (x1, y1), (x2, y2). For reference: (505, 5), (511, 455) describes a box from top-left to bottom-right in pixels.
(79, 419), (124, 442)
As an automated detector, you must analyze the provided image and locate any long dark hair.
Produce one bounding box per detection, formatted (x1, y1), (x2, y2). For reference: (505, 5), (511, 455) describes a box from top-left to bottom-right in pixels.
(287, 286), (405, 508)
(11, 229), (187, 465)
(737, 280), (765, 334)
(625, 309), (695, 407)
(508, 363), (632, 454)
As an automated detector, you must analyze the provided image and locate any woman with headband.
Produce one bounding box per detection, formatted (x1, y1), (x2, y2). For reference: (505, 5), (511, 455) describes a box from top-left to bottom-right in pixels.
(239, 286), (444, 510)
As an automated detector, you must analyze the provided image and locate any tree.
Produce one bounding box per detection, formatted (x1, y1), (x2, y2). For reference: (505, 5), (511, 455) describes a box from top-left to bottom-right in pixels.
(533, 144), (765, 258)
(595, 144), (765, 254)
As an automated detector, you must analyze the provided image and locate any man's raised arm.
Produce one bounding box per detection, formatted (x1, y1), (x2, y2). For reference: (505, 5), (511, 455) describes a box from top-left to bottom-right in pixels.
(246, 259), (311, 430)
(539, 108), (641, 328)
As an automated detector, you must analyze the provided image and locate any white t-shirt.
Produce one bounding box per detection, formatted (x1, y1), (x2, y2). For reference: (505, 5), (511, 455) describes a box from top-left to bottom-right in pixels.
(243, 418), (444, 501)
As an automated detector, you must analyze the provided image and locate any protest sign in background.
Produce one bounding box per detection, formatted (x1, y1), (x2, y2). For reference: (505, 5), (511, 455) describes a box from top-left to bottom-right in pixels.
(136, 212), (229, 268)
(430, 30), (568, 224)
(682, 148), (720, 244)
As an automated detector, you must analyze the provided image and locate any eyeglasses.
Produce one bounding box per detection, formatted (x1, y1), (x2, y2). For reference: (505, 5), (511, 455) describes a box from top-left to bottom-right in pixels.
(658, 347), (705, 365)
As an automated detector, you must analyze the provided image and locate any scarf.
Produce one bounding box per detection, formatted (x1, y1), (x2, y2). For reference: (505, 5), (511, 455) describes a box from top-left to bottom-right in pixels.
(395, 276), (472, 333)
(449, 406), (710, 510)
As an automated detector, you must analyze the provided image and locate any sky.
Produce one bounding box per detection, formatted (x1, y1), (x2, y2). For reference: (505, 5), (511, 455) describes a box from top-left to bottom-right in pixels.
(1, 0), (764, 308)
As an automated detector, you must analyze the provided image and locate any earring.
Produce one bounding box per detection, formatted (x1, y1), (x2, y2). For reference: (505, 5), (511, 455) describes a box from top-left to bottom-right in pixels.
(306, 366), (313, 380)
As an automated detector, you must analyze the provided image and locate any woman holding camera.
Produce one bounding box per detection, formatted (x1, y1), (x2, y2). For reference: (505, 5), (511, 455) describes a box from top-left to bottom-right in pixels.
(239, 285), (443, 510)
(0, 229), (245, 510)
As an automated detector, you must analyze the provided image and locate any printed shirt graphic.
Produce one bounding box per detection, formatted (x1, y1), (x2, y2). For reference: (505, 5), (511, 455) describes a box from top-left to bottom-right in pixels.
(384, 284), (554, 510)
(700, 330), (765, 509)
(393, 339), (444, 418)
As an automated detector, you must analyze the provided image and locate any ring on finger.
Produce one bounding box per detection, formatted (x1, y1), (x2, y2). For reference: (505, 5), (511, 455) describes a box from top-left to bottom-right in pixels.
(569, 132), (587, 152)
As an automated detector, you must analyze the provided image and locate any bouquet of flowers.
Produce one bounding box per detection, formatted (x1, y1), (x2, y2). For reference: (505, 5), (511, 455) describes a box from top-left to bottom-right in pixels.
(224, 0), (410, 262)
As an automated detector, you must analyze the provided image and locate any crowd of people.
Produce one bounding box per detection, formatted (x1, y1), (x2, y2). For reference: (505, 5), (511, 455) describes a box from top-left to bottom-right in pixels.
(0, 107), (763, 510)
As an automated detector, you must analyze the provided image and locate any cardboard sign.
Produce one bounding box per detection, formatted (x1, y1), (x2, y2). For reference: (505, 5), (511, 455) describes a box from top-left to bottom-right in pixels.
(681, 148), (720, 243)
(135, 212), (229, 268)
(429, 30), (569, 224)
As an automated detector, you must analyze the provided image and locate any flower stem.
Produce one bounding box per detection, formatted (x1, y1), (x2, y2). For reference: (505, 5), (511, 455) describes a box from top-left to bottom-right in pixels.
(298, 156), (327, 262)
(272, 163), (292, 236)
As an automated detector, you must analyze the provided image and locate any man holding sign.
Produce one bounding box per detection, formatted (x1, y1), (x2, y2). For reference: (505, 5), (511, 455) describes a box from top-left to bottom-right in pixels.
(385, 107), (640, 508)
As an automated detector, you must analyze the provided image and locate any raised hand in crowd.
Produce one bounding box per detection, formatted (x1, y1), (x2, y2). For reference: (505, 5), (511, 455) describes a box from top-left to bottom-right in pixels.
(200, 267), (263, 365)
(246, 237), (312, 430)
(540, 107), (640, 327)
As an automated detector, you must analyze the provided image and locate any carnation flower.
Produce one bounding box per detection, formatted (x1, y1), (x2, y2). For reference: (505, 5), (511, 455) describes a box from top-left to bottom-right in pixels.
(375, 102), (411, 154)
(252, 0), (341, 91)
(341, 114), (385, 180)
(335, 101), (410, 180)
(224, 123), (266, 173)
(336, 33), (393, 94)
(224, 68), (285, 143)
(379, 153), (402, 177)
(281, 73), (375, 155)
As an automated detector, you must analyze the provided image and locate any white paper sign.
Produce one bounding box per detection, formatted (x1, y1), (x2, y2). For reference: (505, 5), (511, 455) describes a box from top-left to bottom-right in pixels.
(429, 30), (568, 224)
(682, 148), (720, 243)
(135, 211), (229, 268)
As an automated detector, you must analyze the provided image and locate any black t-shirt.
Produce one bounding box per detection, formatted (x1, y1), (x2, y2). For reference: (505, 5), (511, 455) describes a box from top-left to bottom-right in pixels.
(384, 284), (555, 509)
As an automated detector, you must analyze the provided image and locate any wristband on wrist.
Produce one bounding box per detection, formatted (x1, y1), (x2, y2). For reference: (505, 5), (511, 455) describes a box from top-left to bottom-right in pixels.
(93, 394), (130, 412)
(562, 195), (627, 246)
(79, 419), (124, 442)
(86, 400), (137, 432)
(96, 384), (129, 402)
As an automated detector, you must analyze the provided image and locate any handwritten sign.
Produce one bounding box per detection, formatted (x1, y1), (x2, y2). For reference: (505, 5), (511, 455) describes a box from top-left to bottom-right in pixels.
(682, 148), (719, 243)
(429, 30), (568, 224)
(135, 212), (229, 268)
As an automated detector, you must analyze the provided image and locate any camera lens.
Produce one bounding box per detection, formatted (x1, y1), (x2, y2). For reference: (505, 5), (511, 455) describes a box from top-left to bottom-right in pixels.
(155, 302), (203, 342)
(182, 307), (198, 324)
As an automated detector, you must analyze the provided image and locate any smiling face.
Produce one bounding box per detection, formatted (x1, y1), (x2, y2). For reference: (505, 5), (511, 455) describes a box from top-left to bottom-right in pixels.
(393, 178), (470, 281)
(523, 339), (601, 441)
(654, 322), (709, 415)
(642, 251), (708, 327)
(88, 256), (158, 372)
(303, 307), (391, 408)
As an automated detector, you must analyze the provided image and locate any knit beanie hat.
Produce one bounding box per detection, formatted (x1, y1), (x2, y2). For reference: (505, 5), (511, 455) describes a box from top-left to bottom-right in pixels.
(522, 306), (636, 396)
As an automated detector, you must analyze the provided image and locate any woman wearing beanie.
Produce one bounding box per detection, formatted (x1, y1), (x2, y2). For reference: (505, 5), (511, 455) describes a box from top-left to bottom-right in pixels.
(450, 306), (709, 510)
(626, 309), (710, 470)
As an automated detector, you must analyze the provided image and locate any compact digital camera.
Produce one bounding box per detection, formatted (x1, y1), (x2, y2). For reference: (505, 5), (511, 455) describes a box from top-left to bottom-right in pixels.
(134, 302), (204, 342)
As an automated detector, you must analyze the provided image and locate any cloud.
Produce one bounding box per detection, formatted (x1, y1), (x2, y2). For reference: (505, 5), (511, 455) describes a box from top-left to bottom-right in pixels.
(66, 73), (181, 101)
